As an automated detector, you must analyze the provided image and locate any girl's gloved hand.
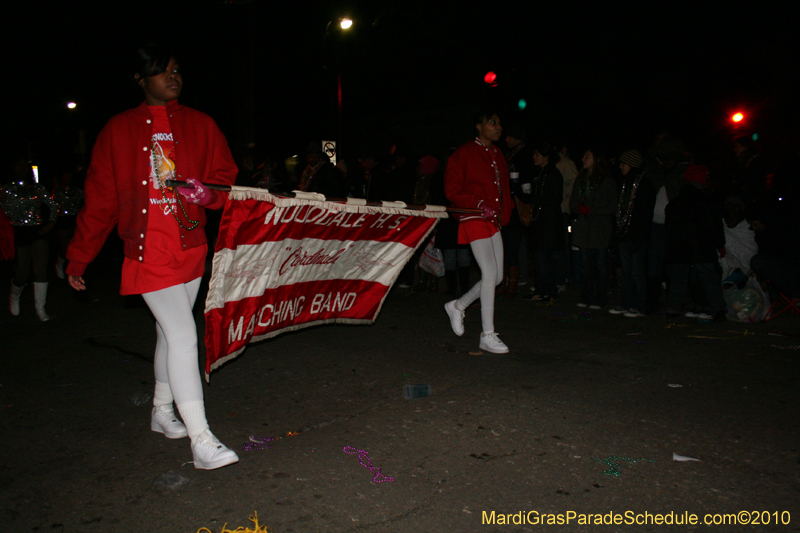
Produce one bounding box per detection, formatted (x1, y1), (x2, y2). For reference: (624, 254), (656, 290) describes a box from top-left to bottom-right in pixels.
(479, 201), (495, 219)
(177, 178), (212, 206)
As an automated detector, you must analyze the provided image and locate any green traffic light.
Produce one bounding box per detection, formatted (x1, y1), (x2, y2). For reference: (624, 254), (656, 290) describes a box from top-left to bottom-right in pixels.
(517, 99), (527, 110)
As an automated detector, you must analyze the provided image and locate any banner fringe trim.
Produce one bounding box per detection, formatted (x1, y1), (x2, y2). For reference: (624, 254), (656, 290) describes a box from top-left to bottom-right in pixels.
(228, 186), (447, 219)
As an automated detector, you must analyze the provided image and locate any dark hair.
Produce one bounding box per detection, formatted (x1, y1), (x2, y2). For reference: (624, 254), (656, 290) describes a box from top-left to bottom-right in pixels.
(533, 140), (560, 164)
(133, 44), (177, 80)
(474, 109), (500, 125)
(506, 125), (527, 142)
(584, 147), (609, 178)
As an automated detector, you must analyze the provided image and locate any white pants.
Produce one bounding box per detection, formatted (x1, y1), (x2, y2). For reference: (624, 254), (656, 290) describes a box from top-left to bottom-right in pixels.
(142, 278), (204, 407)
(456, 231), (504, 333)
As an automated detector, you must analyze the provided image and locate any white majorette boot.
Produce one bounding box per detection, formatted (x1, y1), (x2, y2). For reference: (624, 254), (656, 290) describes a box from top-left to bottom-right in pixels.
(33, 282), (52, 321)
(191, 429), (240, 470)
(151, 405), (189, 439)
(9, 282), (25, 316)
(479, 332), (509, 354)
(444, 300), (465, 336)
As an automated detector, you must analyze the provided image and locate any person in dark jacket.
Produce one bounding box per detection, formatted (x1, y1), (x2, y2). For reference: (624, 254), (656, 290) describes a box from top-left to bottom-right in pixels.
(499, 125), (533, 298)
(644, 133), (689, 311)
(297, 143), (348, 199)
(609, 150), (655, 317)
(747, 200), (800, 302)
(523, 141), (564, 303)
(727, 135), (766, 207)
(664, 164), (726, 320)
(570, 148), (618, 308)
(367, 144), (416, 205)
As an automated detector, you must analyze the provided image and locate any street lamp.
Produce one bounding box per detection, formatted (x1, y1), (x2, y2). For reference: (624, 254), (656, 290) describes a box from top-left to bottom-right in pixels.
(323, 17), (354, 162)
(65, 101), (86, 168)
(324, 17), (354, 37)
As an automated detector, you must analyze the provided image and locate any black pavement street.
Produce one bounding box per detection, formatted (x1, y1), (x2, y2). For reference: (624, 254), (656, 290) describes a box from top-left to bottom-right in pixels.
(2, 266), (799, 532)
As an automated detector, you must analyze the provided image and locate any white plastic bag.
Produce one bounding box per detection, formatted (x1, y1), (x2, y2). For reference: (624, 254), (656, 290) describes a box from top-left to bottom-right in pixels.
(419, 239), (445, 277)
(724, 276), (769, 322)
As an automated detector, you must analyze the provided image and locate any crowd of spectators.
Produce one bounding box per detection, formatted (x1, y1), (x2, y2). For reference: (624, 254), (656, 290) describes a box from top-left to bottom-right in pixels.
(245, 125), (799, 323)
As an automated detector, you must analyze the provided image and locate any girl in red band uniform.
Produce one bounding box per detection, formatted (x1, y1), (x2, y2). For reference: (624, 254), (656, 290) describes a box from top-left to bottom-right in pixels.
(443, 111), (512, 353)
(66, 45), (239, 470)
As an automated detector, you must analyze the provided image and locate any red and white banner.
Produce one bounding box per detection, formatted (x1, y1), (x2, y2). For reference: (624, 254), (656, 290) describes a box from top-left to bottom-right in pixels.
(204, 188), (446, 378)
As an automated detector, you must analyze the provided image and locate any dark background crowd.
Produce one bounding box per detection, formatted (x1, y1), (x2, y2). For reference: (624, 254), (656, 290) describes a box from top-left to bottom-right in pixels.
(240, 124), (800, 322)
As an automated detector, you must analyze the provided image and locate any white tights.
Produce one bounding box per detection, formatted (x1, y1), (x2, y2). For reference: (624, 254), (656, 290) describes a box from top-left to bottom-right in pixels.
(455, 231), (504, 333)
(142, 277), (208, 440)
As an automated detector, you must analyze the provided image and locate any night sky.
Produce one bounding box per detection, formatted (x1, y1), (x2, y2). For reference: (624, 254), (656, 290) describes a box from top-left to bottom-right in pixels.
(4, 0), (797, 181)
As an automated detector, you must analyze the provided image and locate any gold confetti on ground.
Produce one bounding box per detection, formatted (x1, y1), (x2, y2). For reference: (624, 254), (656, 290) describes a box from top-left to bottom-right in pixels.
(197, 512), (271, 533)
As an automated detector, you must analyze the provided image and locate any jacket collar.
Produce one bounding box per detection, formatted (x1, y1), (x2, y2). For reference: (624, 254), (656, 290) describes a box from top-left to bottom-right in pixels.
(133, 99), (182, 116)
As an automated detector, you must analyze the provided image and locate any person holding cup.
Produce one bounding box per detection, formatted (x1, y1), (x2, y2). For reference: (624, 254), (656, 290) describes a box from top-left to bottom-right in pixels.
(499, 125), (533, 298)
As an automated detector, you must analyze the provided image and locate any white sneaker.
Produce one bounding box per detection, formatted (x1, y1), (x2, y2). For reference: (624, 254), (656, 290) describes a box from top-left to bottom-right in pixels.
(151, 405), (188, 439)
(589, 304), (602, 310)
(684, 310), (700, 318)
(695, 312), (713, 320)
(624, 309), (644, 318)
(444, 300), (465, 336)
(479, 332), (509, 354)
(608, 306), (627, 315)
(191, 430), (239, 470)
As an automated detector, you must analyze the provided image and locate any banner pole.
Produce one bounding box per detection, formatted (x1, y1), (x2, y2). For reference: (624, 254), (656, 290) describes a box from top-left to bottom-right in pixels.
(165, 180), (484, 215)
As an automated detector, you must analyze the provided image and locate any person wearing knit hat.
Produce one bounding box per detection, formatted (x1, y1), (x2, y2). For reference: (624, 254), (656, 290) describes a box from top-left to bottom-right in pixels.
(609, 149), (655, 318)
(619, 149), (643, 171)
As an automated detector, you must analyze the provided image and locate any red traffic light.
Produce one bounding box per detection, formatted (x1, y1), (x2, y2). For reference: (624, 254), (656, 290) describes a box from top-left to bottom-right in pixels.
(484, 71), (497, 84)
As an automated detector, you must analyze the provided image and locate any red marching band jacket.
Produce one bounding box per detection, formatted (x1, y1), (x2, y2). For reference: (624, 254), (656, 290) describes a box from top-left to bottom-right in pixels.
(444, 139), (512, 227)
(66, 101), (238, 277)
